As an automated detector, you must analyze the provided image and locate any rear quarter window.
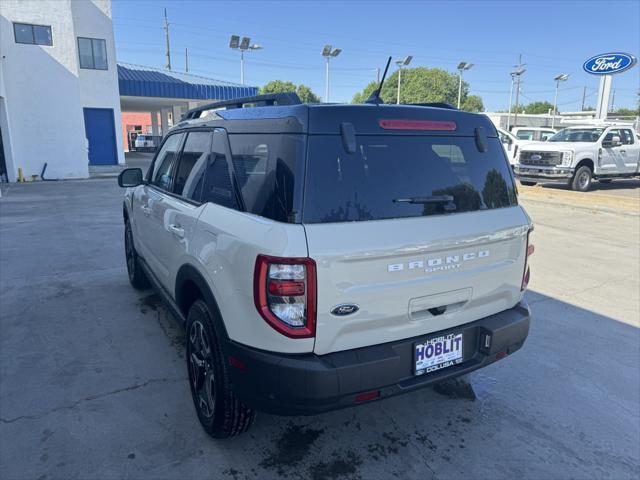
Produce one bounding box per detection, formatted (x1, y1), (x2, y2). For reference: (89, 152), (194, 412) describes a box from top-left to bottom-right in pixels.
(228, 134), (305, 223)
(302, 135), (517, 224)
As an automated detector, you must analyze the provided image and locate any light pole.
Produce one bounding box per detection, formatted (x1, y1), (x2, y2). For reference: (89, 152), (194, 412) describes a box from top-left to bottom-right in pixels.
(229, 35), (263, 85)
(395, 56), (413, 104)
(456, 62), (473, 109)
(321, 45), (341, 103)
(552, 73), (569, 128)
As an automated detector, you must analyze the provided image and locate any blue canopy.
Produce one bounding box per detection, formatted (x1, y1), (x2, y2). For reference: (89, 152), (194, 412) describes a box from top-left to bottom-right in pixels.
(118, 63), (257, 100)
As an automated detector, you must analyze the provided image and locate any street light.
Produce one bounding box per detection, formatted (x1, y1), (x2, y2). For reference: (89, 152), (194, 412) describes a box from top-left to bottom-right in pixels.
(552, 73), (570, 128)
(456, 62), (473, 109)
(229, 35), (263, 85)
(395, 56), (413, 104)
(321, 45), (341, 103)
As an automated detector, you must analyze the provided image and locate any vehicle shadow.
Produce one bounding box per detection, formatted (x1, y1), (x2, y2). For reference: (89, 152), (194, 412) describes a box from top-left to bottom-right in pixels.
(153, 290), (639, 480)
(539, 178), (640, 192)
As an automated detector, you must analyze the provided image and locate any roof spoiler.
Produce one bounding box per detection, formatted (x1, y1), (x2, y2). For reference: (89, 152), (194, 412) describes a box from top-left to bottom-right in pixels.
(182, 92), (302, 120)
(411, 102), (458, 110)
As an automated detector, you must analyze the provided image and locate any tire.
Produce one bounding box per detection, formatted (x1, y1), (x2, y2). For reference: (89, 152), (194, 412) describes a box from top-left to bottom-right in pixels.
(520, 181), (537, 186)
(125, 220), (149, 289)
(186, 299), (256, 438)
(571, 165), (592, 192)
(599, 179), (612, 183)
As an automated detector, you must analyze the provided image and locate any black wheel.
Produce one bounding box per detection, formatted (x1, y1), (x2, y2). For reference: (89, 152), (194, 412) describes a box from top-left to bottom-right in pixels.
(520, 181), (537, 186)
(186, 300), (255, 438)
(125, 219), (149, 289)
(571, 165), (592, 192)
(599, 179), (612, 183)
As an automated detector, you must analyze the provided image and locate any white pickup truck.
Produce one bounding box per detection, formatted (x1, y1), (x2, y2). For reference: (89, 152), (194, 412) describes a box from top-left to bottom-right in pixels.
(514, 124), (640, 191)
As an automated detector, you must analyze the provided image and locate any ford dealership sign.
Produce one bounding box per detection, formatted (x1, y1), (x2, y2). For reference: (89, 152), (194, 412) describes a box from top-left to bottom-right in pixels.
(583, 52), (637, 75)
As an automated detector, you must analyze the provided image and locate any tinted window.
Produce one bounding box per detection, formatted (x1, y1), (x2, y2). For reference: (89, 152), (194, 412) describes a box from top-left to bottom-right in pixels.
(200, 131), (238, 209)
(78, 37), (108, 70)
(173, 131), (211, 200)
(620, 129), (635, 145)
(228, 134), (304, 222)
(14, 23), (52, 46)
(303, 135), (517, 224)
(151, 133), (184, 190)
(516, 130), (534, 140)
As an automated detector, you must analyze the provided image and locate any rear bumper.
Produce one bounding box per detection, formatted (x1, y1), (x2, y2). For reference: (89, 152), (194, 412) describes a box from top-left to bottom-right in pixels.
(223, 302), (531, 416)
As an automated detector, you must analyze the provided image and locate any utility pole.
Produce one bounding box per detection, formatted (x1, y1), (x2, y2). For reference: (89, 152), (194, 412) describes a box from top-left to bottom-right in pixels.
(512, 55), (525, 129)
(164, 8), (171, 71)
(185, 48), (189, 73)
(507, 73), (515, 130)
(581, 86), (587, 111)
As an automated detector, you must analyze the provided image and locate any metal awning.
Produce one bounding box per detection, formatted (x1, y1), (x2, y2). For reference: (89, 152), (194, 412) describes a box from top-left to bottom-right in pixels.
(117, 63), (257, 100)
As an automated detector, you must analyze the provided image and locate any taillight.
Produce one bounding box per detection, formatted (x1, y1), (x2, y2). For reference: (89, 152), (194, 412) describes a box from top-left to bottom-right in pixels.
(254, 255), (317, 338)
(521, 229), (534, 291)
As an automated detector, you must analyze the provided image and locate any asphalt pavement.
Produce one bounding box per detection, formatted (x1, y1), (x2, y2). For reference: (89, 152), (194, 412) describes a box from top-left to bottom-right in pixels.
(0, 178), (638, 480)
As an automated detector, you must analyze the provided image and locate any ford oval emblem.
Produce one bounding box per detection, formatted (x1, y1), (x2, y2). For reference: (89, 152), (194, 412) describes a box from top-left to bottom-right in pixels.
(583, 52), (637, 75)
(530, 154), (542, 161)
(331, 304), (359, 316)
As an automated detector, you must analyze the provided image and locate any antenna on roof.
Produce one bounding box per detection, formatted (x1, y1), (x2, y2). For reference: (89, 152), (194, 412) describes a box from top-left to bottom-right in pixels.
(365, 56), (392, 105)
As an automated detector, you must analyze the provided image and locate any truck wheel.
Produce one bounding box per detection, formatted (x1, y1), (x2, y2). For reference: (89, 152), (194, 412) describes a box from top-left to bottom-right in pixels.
(125, 220), (149, 289)
(186, 300), (256, 438)
(571, 166), (592, 192)
(520, 181), (537, 186)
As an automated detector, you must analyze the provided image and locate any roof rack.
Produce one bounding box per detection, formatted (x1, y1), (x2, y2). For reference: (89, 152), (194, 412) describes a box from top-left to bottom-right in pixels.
(182, 92), (302, 120)
(411, 102), (458, 110)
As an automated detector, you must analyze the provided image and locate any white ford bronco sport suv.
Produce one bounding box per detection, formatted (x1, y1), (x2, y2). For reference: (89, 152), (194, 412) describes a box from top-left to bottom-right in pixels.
(118, 91), (533, 438)
(514, 123), (640, 191)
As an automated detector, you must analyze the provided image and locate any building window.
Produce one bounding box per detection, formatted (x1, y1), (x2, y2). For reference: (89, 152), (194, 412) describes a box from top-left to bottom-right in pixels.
(13, 23), (53, 46)
(77, 37), (108, 70)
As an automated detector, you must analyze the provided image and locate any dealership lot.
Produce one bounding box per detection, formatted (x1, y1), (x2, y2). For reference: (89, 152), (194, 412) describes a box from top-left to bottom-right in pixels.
(0, 179), (638, 480)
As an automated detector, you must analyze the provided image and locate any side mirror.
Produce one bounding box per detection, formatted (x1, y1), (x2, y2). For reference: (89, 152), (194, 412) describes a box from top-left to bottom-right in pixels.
(611, 135), (622, 147)
(118, 168), (143, 187)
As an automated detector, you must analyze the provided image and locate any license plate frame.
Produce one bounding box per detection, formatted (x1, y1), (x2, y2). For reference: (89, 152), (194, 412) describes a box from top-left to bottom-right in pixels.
(414, 332), (464, 376)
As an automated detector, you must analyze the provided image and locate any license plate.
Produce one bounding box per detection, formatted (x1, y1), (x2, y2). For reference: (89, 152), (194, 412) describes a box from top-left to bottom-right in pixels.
(414, 332), (463, 376)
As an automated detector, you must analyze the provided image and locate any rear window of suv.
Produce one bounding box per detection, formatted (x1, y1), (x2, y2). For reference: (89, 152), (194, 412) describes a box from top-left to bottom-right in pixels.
(302, 135), (517, 223)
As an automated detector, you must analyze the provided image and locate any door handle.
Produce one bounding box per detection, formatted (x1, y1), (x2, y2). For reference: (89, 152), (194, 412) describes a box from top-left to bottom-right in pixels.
(141, 204), (151, 216)
(168, 224), (185, 238)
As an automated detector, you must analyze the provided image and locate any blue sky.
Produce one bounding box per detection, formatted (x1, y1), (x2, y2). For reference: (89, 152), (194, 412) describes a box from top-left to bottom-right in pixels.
(113, 0), (639, 111)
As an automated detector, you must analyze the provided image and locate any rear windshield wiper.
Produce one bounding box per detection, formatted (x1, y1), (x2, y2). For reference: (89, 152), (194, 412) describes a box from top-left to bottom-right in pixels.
(393, 195), (457, 211)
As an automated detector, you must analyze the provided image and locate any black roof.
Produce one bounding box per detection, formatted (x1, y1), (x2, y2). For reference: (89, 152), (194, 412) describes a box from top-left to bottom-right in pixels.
(175, 93), (497, 137)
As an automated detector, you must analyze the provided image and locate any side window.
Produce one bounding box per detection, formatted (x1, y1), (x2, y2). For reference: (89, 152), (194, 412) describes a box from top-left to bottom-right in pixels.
(173, 131), (212, 200)
(603, 129), (620, 144)
(620, 129), (634, 145)
(516, 130), (534, 140)
(151, 133), (184, 191)
(228, 134), (304, 222)
(200, 131), (239, 210)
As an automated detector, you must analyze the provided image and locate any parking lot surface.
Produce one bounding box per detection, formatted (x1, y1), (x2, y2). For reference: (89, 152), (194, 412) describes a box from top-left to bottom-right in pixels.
(0, 179), (638, 480)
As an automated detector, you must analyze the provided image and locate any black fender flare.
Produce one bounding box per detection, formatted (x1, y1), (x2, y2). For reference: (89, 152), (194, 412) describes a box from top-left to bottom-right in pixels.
(175, 264), (229, 340)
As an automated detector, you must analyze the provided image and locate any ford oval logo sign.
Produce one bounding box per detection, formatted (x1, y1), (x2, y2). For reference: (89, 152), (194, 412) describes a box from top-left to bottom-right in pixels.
(331, 304), (359, 316)
(583, 52), (637, 75)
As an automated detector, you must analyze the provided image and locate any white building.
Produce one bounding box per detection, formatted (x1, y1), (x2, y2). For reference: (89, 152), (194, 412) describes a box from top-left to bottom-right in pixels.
(0, 0), (124, 181)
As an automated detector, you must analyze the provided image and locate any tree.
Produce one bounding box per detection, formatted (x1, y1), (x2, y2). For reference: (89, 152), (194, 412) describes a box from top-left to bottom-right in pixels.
(520, 101), (555, 114)
(351, 67), (484, 112)
(611, 107), (640, 117)
(461, 95), (484, 113)
(259, 80), (320, 103)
